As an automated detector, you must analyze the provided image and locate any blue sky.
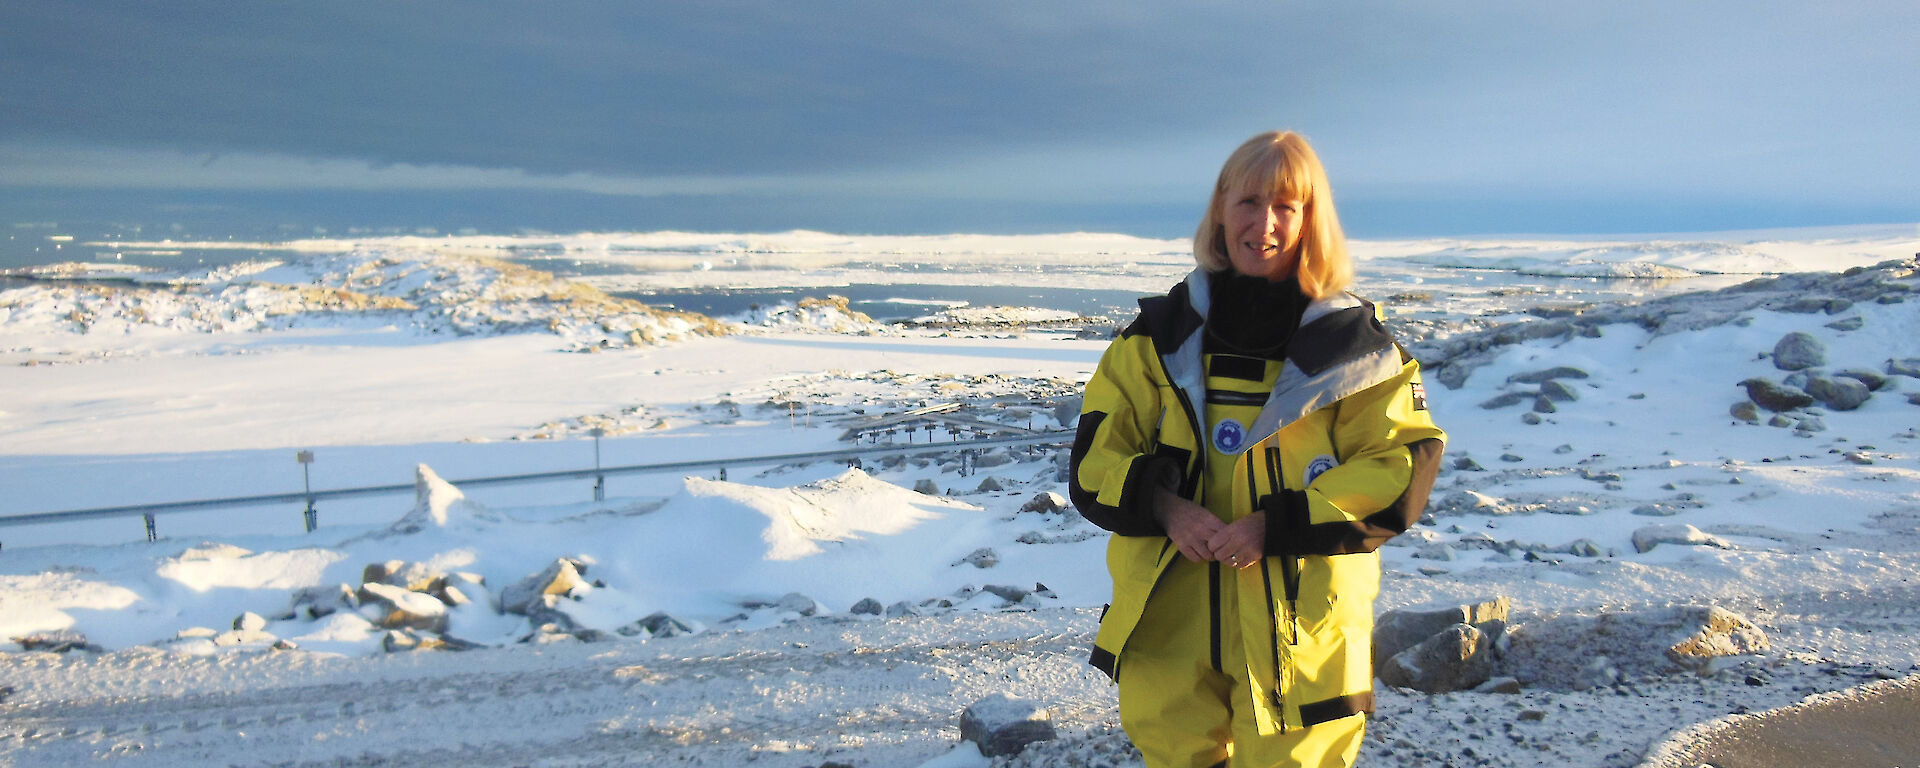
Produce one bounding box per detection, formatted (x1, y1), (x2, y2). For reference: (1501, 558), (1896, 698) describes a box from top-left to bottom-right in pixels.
(2, 1), (1915, 237)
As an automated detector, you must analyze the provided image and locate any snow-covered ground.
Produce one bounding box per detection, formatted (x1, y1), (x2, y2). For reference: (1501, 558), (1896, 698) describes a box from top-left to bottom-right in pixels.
(2, 225), (1919, 767)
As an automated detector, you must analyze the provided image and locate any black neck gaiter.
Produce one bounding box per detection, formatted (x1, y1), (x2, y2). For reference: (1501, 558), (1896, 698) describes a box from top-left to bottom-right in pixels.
(1205, 271), (1308, 360)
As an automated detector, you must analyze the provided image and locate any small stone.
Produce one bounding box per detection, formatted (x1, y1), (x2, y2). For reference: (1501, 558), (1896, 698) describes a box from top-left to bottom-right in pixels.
(1531, 396), (1558, 414)
(1826, 316), (1865, 331)
(913, 478), (940, 495)
(956, 547), (1000, 569)
(1474, 677), (1523, 694)
(1632, 523), (1733, 553)
(14, 629), (101, 654)
(776, 592), (822, 616)
(1479, 392), (1531, 409)
(1729, 401), (1760, 422)
(1772, 332), (1827, 371)
(635, 611), (695, 638)
(1508, 366), (1589, 384)
(984, 584), (1032, 603)
(976, 476), (1005, 492)
(1521, 412), (1543, 425)
(1518, 709), (1548, 722)
(960, 693), (1056, 757)
(1414, 542), (1457, 561)
(1019, 491), (1068, 514)
(1842, 452), (1875, 465)
(1795, 415), (1828, 433)
(1500, 453), (1525, 463)
(1888, 358), (1920, 378)
(885, 600), (921, 618)
(850, 597), (884, 615)
(1539, 380), (1580, 402)
(233, 612), (269, 632)
(1452, 456), (1485, 471)
(1768, 414), (1794, 428)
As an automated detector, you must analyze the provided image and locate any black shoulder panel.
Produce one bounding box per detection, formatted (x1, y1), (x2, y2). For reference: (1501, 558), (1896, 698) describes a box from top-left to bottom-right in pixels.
(1126, 280), (1204, 354)
(1288, 300), (1395, 376)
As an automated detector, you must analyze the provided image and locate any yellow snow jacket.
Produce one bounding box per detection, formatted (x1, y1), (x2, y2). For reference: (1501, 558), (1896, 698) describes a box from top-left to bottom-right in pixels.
(1071, 269), (1446, 732)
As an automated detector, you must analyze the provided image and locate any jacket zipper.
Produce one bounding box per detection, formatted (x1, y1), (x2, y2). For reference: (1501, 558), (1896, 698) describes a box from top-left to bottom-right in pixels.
(1256, 445), (1290, 723)
(1266, 446), (1301, 645)
(1259, 558), (1287, 723)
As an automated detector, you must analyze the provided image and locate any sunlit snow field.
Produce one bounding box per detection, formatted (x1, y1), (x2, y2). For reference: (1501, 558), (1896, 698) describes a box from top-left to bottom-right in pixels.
(2, 224), (1919, 767)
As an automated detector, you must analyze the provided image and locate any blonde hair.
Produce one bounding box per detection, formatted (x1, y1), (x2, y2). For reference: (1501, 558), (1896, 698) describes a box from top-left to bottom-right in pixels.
(1193, 131), (1353, 299)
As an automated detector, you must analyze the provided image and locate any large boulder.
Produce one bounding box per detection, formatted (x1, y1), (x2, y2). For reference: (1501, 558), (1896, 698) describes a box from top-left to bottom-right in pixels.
(1807, 376), (1871, 410)
(960, 693), (1056, 757)
(358, 582), (450, 633)
(1738, 378), (1815, 412)
(1771, 332), (1827, 370)
(1373, 596), (1511, 675)
(1378, 623), (1496, 693)
(499, 558), (592, 615)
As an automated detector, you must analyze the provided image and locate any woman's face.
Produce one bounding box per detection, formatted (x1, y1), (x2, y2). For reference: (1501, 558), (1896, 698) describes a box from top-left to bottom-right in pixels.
(1222, 184), (1306, 281)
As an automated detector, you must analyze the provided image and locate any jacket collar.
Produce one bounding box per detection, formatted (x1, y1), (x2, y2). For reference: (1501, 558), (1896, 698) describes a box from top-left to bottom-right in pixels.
(1161, 268), (1402, 454)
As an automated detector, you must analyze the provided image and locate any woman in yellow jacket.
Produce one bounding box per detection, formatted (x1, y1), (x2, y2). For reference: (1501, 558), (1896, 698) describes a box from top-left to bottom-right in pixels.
(1070, 131), (1445, 768)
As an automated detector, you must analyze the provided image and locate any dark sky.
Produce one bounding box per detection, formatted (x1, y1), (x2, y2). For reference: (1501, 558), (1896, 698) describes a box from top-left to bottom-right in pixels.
(3, 1), (1915, 237)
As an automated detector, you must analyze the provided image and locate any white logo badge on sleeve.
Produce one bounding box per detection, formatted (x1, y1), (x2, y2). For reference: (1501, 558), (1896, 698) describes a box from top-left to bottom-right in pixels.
(1212, 418), (1246, 454)
(1304, 454), (1339, 487)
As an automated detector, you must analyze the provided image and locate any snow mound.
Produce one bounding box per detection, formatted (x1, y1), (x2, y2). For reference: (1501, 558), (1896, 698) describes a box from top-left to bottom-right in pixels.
(678, 468), (963, 561)
(154, 548), (346, 593)
(388, 464), (502, 533)
(589, 468), (999, 616)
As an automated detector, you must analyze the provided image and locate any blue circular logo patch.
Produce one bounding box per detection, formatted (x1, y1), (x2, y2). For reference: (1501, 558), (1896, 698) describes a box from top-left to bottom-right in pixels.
(1304, 454), (1339, 487)
(1212, 418), (1246, 454)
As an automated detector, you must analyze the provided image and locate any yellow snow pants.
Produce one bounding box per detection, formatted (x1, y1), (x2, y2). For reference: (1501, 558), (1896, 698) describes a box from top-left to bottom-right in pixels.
(1118, 557), (1365, 768)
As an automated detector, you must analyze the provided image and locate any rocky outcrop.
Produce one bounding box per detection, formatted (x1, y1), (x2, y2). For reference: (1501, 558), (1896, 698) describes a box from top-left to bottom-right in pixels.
(1419, 256), (1918, 388)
